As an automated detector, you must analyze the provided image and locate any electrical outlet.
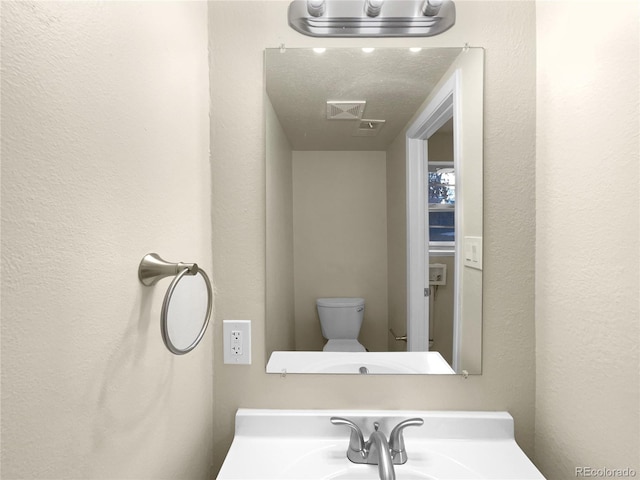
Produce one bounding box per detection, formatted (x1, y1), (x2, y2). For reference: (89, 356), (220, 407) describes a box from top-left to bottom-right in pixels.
(223, 320), (251, 364)
(429, 263), (447, 285)
(231, 330), (242, 355)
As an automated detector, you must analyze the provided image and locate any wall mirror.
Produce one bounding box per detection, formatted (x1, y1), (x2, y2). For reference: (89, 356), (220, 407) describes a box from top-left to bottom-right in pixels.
(265, 47), (483, 375)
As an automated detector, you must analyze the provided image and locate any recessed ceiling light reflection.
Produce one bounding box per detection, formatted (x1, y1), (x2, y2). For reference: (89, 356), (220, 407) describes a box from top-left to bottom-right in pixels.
(313, 48), (327, 54)
(410, 47), (423, 53)
(362, 47), (375, 53)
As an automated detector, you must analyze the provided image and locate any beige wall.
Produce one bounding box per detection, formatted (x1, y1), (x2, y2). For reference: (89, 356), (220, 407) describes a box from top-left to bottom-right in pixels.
(1, 1), (213, 479)
(386, 131), (409, 352)
(534, 1), (640, 479)
(210, 0), (536, 475)
(451, 48), (484, 373)
(428, 131), (454, 160)
(430, 256), (455, 365)
(265, 97), (296, 354)
(292, 151), (388, 352)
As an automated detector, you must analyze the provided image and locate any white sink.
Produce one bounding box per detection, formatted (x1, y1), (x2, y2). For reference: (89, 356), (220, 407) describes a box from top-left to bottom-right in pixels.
(266, 351), (455, 375)
(217, 409), (545, 480)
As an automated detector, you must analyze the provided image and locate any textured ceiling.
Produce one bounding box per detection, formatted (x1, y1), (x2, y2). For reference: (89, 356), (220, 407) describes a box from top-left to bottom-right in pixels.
(266, 47), (462, 151)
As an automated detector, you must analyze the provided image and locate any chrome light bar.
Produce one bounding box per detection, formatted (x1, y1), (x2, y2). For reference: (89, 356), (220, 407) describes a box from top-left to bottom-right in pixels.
(289, 0), (455, 37)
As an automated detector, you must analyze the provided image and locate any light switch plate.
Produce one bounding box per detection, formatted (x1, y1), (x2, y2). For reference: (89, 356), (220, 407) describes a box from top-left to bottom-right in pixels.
(463, 236), (483, 270)
(223, 320), (251, 365)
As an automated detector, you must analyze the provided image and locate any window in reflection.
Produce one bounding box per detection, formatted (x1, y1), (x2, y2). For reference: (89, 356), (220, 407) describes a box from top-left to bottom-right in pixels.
(428, 163), (456, 244)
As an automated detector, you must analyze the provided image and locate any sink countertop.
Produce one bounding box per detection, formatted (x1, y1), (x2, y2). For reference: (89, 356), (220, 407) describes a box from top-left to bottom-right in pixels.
(217, 409), (545, 480)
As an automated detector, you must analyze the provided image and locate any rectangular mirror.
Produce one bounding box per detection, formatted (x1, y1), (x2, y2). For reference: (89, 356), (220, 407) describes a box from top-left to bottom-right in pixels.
(265, 47), (483, 375)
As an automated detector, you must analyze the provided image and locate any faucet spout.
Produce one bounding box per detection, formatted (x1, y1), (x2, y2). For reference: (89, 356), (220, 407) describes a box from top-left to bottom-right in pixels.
(332, 417), (408, 480)
(365, 423), (395, 480)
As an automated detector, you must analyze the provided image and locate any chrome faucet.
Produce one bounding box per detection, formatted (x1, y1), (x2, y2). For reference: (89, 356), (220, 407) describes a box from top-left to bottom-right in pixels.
(330, 417), (366, 463)
(389, 418), (424, 464)
(330, 417), (424, 480)
(364, 422), (395, 480)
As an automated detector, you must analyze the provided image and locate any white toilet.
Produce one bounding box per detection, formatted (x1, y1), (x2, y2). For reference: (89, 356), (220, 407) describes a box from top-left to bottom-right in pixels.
(316, 297), (366, 352)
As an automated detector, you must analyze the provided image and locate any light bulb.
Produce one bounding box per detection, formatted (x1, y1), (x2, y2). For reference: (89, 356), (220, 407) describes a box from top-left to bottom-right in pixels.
(365, 0), (384, 17)
(307, 0), (326, 17)
(422, 0), (443, 16)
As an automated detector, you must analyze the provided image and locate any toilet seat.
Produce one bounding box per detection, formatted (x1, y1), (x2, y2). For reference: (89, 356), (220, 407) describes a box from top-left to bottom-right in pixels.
(323, 339), (366, 352)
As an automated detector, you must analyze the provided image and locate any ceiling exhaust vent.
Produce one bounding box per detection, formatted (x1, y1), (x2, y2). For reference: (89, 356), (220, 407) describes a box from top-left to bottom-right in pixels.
(326, 101), (366, 120)
(353, 119), (386, 136)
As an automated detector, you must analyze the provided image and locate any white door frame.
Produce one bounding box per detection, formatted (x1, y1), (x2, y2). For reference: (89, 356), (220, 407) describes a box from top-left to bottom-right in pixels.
(406, 71), (461, 361)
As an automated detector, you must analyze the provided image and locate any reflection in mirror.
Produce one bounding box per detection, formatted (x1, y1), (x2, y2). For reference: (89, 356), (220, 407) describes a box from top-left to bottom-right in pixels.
(265, 47), (483, 374)
(427, 122), (456, 364)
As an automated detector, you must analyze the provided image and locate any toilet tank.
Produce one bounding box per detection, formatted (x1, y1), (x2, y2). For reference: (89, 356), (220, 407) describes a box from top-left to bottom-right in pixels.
(316, 297), (365, 339)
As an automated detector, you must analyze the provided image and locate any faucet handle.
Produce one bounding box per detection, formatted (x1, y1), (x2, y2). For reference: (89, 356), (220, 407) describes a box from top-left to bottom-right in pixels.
(330, 417), (365, 454)
(389, 418), (424, 464)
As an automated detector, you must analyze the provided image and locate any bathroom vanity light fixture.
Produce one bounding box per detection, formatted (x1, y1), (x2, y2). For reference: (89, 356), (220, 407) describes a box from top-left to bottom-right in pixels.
(289, 0), (455, 37)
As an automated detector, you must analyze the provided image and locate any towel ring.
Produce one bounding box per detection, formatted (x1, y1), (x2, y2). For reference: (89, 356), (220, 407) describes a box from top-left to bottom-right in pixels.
(138, 253), (212, 355)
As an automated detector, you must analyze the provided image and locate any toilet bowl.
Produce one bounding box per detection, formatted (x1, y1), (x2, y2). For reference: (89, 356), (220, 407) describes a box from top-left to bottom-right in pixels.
(316, 297), (366, 352)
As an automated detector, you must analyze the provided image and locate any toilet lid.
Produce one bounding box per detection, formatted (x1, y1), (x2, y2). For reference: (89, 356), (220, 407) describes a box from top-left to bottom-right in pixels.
(316, 298), (365, 308)
(323, 339), (366, 352)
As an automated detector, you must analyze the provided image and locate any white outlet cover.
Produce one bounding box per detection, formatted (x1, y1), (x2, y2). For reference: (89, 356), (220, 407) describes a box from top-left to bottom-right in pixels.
(223, 320), (252, 365)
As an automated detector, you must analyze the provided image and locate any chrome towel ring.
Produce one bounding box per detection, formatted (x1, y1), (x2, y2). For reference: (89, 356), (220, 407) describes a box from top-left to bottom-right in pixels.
(138, 253), (212, 355)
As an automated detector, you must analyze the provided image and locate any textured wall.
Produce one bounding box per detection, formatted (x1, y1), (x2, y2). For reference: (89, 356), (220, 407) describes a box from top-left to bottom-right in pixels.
(386, 122), (410, 353)
(265, 97), (296, 354)
(535, 2), (640, 478)
(292, 151), (388, 352)
(428, 131), (455, 160)
(430, 256), (455, 366)
(210, 0), (537, 474)
(1, 2), (213, 478)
